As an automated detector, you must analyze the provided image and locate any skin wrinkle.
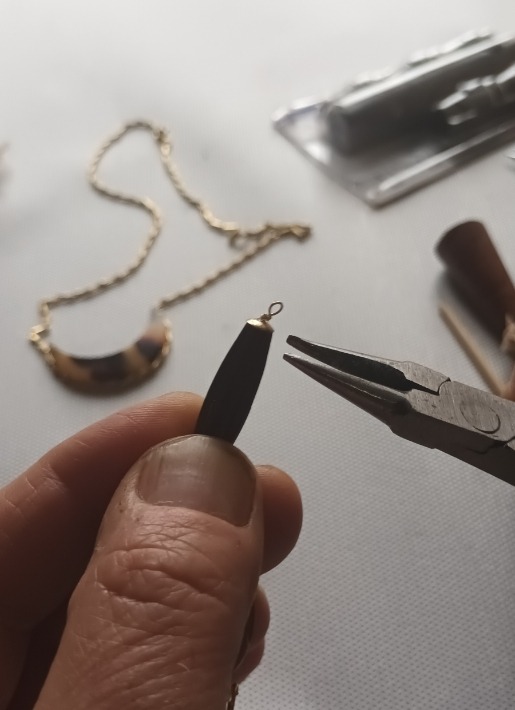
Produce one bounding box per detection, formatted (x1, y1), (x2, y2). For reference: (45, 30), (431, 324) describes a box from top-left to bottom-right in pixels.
(82, 395), (198, 452)
(68, 616), (219, 678)
(103, 395), (202, 443)
(55, 526), (249, 706)
(68, 616), (181, 649)
(96, 517), (253, 599)
(108, 409), (158, 435)
(89, 547), (236, 622)
(23, 460), (84, 519)
(89, 579), (216, 639)
(25, 459), (80, 500)
(47, 433), (97, 469)
(67, 624), (90, 669)
(0, 482), (36, 539)
(84, 645), (229, 710)
(68, 629), (203, 700)
(66, 665), (221, 710)
(68, 622), (219, 677)
(104, 653), (189, 696)
(60, 603), (234, 709)
(100, 521), (225, 556)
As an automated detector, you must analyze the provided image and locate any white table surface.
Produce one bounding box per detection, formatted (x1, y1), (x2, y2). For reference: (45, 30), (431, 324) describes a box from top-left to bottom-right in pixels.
(3, 1), (515, 707)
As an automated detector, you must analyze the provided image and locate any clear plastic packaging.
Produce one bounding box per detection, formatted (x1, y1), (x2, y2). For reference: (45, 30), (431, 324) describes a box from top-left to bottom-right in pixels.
(273, 30), (515, 207)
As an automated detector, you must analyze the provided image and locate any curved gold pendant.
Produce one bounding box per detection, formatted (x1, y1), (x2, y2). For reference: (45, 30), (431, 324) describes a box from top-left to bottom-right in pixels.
(45, 320), (172, 393)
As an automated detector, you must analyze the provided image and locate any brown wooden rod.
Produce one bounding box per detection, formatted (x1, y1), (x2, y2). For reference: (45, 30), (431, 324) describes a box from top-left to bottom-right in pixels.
(439, 303), (504, 396)
(436, 221), (515, 342)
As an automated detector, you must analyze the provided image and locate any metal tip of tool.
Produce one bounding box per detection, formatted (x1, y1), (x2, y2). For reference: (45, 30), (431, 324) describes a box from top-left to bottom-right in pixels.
(286, 334), (313, 351)
(286, 335), (414, 392)
(283, 353), (410, 424)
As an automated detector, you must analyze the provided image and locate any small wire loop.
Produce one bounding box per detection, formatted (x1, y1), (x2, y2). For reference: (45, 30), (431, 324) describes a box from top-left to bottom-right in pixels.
(268, 301), (284, 318)
(259, 301), (284, 322)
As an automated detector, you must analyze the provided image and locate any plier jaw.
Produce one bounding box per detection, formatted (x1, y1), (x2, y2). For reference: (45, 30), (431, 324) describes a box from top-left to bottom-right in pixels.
(284, 335), (515, 487)
(283, 349), (411, 426)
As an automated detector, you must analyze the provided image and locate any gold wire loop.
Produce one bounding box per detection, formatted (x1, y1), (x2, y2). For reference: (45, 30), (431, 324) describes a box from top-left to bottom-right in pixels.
(259, 300), (284, 323)
(268, 301), (284, 318)
(30, 121), (310, 346)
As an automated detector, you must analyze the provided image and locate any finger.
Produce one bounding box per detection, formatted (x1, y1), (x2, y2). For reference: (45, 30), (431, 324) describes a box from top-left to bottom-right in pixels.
(233, 586), (269, 675)
(0, 392), (202, 630)
(0, 392), (201, 709)
(0, 398), (301, 634)
(248, 587), (270, 647)
(257, 465), (302, 572)
(6, 606), (65, 710)
(234, 641), (265, 683)
(37, 436), (263, 710)
(0, 628), (26, 709)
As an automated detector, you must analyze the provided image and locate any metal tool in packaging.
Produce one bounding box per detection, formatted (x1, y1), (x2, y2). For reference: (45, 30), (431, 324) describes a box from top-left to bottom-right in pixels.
(273, 30), (515, 207)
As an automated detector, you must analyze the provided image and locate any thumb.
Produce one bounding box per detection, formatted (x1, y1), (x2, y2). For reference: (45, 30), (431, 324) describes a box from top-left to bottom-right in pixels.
(36, 435), (262, 710)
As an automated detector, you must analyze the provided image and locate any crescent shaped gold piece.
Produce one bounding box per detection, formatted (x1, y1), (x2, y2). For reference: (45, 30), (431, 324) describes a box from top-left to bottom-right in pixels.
(42, 320), (172, 393)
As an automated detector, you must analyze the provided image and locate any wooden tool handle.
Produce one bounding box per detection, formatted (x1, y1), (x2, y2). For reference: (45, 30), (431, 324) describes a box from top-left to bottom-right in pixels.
(436, 221), (515, 341)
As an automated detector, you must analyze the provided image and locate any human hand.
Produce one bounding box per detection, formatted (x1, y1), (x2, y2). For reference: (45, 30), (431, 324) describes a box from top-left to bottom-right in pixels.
(0, 392), (302, 709)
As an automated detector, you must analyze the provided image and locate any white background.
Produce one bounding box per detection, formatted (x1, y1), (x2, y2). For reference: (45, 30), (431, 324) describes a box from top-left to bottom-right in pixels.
(2, 1), (515, 707)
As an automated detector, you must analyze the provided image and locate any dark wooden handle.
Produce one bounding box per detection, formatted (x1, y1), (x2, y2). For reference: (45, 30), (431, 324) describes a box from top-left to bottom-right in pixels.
(436, 221), (515, 341)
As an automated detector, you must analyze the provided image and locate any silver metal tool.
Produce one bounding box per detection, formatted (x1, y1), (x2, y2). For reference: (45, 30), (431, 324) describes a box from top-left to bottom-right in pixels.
(437, 63), (515, 126)
(284, 335), (515, 487)
(273, 30), (515, 207)
(324, 29), (515, 153)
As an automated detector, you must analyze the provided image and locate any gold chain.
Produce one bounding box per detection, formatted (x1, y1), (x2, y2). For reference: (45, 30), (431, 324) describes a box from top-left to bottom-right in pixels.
(30, 120), (310, 351)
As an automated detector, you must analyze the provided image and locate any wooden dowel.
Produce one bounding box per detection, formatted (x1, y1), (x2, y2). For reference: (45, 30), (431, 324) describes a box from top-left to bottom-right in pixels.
(439, 303), (504, 396)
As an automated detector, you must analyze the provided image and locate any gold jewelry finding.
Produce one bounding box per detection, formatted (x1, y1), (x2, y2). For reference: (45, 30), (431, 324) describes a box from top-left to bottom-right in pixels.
(29, 121), (311, 392)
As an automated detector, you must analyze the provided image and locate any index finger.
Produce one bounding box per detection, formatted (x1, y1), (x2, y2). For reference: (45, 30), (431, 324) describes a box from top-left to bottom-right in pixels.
(0, 392), (202, 631)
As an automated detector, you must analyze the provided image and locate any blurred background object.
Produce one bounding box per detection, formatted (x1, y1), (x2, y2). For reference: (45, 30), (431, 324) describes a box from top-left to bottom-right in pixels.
(274, 30), (515, 206)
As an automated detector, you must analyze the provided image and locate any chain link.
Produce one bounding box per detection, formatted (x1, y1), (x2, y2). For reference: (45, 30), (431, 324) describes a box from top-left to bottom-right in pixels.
(30, 120), (310, 350)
